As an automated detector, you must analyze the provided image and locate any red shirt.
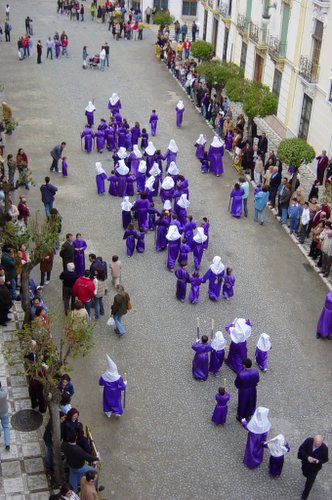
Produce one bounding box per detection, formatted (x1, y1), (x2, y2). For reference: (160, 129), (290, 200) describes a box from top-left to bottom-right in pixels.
(72, 277), (95, 302)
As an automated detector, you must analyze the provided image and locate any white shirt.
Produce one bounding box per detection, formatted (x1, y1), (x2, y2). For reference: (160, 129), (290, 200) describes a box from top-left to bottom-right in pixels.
(301, 207), (310, 226)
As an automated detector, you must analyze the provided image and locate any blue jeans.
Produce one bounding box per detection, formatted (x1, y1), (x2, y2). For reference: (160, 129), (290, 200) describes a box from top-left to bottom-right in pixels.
(281, 207), (288, 224)
(43, 202), (53, 218)
(84, 300), (91, 318)
(105, 54), (109, 66)
(114, 314), (125, 335)
(94, 296), (104, 319)
(50, 158), (59, 172)
(0, 413), (10, 446)
(100, 59), (105, 71)
(254, 208), (264, 223)
(289, 217), (299, 234)
(69, 464), (96, 493)
(45, 443), (53, 468)
(10, 278), (16, 300)
(243, 198), (248, 216)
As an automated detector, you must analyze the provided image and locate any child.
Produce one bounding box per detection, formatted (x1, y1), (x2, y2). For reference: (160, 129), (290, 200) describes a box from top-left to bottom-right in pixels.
(61, 156), (68, 177)
(255, 333), (272, 372)
(108, 170), (118, 197)
(200, 151), (210, 173)
(109, 255), (122, 287)
(121, 196), (133, 229)
(193, 228), (207, 271)
(194, 134), (206, 160)
(55, 38), (61, 59)
(126, 172), (135, 197)
(222, 267), (235, 300)
(136, 230), (145, 253)
(136, 160), (147, 193)
(288, 197), (303, 235)
(211, 387), (230, 425)
(123, 223), (137, 257)
(149, 110), (158, 137)
(95, 162), (108, 195)
(209, 331), (227, 376)
(175, 262), (190, 302)
(201, 217), (209, 250)
(188, 271), (202, 304)
(148, 202), (160, 231)
(264, 435), (290, 477)
(141, 128), (149, 149)
(178, 238), (191, 266)
(154, 149), (163, 176)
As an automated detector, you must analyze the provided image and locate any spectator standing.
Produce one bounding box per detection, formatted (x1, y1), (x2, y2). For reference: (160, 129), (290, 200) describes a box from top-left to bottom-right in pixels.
(59, 263), (78, 315)
(298, 435), (328, 500)
(298, 202), (310, 244)
(72, 270), (95, 318)
(1, 246), (17, 300)
(46, 37), (54, 59)
(4, 21), (11, 42)
(39, 251), (54, 286)
(0, 276), (12, 326)
(0, 382), (10, 450)
(60, 233), (74, 271)
(257, 132), (268, 163)
(40, 176), (58, 217)
(111, 284), (130, 336)
(109, 255), (122, 287)
(192, 20), (198, 42)
(37, 40), (42, 64)
(181, 22), (188, 42)
(50, 142), (66, 172)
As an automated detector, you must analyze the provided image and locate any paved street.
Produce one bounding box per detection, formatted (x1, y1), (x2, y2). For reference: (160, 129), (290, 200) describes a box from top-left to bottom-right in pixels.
(1, 2), (332, 499)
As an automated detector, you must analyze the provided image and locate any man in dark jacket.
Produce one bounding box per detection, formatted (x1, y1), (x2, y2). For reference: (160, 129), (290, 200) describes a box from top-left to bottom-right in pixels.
(62, 431), (100, 493)
(0, 275), (12, 325)
(60, 233), (74, 270)
(1, 246), (17, 300)
(40, 177), (58, 217)
(50, 142), (66, 172)
(298, 435), (328, 499)
(257, 132), (268, 163)
(268, 166), (281, 208)
(59, 262), (78, 314)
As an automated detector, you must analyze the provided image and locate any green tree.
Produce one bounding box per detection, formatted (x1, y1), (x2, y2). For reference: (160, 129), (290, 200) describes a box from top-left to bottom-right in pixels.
(153, 10), (174, 27)
(1, 213), (60, 323)
(8, 315), (95, 485)
(277, 138), (316, 192)
(191, 40), (213, 61)
(197, 61), (243, 95)
(225, 77), (249, 103)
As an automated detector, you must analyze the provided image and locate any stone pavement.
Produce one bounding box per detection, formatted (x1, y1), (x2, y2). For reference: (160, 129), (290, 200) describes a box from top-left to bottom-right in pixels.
(1, 2), (332, 499)
(0, 303), (49, 500)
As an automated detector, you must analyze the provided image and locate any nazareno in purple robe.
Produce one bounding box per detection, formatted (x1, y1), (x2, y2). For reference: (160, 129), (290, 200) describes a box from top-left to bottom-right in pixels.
(316, 291), (332, 338)
(128, 152), (140, 176)
(195, 143), (205, 160)
(201, 221), (209, 250)
(136, 171), (146, 193)
(225, 130), (233, 151)
(126, 176), (135, 197)
(73, 239), (87, 277)
(227, 340), (247, 374)
(230, 188), (244, 217)
(202, 268), (224, 300)
(99, 375), (126, 415)
(175, 267), (190, 301)
(134, 198), (150, 231)
(108, 175), (118, 196)
(243, 428), (268, 469)
(162, 150), (177, 170)
(116, 174), (128, 198)
(96, 172), (108, 194)
(234, 368), (259, 420)
(149, 114), (158, 136)
(183, 221), (196, 250)
(192, 342), (212, 381)
(141, 132), (148, 149)
(131, 126), (141, 145)
(211, 392), (230, 425)
(255, 347), (269, 371)
(188, 275), (202, 304)
(122, 210), (131, 229)
(266, 443), (290, 476)
(176, 107), (184, 127)
(136, 232), (145, 253)
(81, 128), (94, 153)
(123, 229), (137, 257)
(167, 238), (181, 270)
(105, 127), (116, 151)
(178, 243), (191, 266)
(85, 110), (94, 126)
(95, 130), (105, 151)
(193, 242), (204, 271)
(208, 145), (224, 176)
(62, 160), (68, 177)
(160, 187), (174, 204)
(222, 275), (235, 299)
(155, 218), (169, 251)
(209, 348), (225, 374)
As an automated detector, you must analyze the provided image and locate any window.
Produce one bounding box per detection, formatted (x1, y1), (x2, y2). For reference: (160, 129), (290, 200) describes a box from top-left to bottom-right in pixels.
(298, 94), (312, 140)
(240, 42), (247, 69)
(328, 80), (332, 104)
(312, 19), (323, 65)
(272, 69), (282, 102)
(182, 1), (197, 16)
(153, 0), (168, 10)
(131, 1), (141, 9)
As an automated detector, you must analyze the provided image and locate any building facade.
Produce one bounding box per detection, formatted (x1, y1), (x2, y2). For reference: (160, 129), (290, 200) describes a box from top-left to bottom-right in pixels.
(144, 0), (332, 157)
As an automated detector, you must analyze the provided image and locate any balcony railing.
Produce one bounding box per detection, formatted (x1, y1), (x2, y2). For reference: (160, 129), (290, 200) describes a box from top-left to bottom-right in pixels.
(249, 22), (269, 48)
(220, 2), (231, 18)
(268, 35), (287, 60)
(298, 55), (319, 83)
(237, 14), (248, 34)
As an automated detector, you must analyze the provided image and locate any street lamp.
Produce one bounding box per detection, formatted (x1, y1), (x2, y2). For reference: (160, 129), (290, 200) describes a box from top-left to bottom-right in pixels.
(262, 1), (277, 20)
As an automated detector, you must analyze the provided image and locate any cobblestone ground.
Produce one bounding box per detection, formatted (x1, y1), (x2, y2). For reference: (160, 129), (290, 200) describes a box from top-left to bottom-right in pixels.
(1, 2), (332, 499)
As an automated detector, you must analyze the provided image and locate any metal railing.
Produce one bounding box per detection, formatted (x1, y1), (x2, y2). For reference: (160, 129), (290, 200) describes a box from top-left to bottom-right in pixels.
(298, 55), (319, 83)
(268, 35), (287, 59)
(237, 14), (248, 33)
(220, 2), (231, 17)
(249, 22), (269, 47)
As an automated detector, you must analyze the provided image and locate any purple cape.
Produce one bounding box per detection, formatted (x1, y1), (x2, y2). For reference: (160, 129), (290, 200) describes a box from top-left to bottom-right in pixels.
(208, 145), (224, 175)
(116, 174), (128, 198)
(255, 347), (268, 371)
(122, 210), (131, 229)
(99, 376), (126, 414)
(193, 242), (204, 271)
(222, 274), (235, 298)
(176, 107), (184, 127)
(211, 392), (230, 425)
(175, 267), (189, 300)
(155, 218), (169, 251)
(234, 368), (259, 420)
(192, 342), (212, 380)
(123, 229), (137, 256)
(317, 291), (332, 338)
(243, 430), (268, 469)
(167, 239), (181, 269)
(81, 128), (94, 153)
(134, 198), (150, 231)
(149, 114), (158, 136)
(209, 348), (225, 373)
(227, 340), (247, 374)
(188, 276), (202, 304)
(202, 268), (224, 300)
(96, 172), (107, 194)
(108, 175), (118, 196)
(85, 110), (94, 126)
(230, 188), (244, 217)
(195, 143), (205, 160)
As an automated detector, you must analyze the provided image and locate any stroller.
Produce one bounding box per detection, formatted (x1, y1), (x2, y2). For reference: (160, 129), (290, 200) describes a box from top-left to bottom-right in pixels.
(88, 54), (100, 69)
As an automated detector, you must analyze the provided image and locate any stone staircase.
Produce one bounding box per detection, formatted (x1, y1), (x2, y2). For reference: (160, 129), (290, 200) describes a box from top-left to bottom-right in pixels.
(148, 24), (196, 42)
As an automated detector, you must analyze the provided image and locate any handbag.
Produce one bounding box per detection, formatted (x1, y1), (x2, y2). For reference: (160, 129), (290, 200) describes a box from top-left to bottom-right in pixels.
(127, 300), (132, 311)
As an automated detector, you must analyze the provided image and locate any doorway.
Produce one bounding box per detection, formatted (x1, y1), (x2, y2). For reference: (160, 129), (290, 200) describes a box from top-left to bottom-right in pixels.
(254, 53), (264, 82)
(212, 19), (219, 55)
